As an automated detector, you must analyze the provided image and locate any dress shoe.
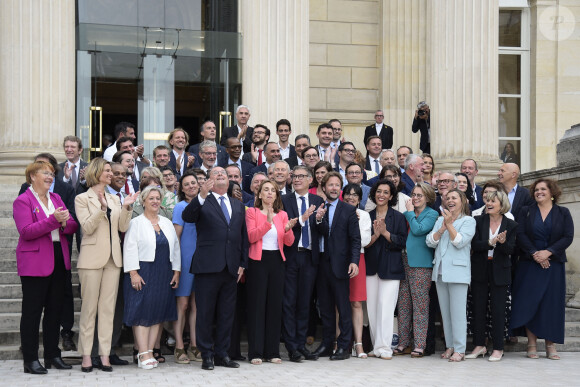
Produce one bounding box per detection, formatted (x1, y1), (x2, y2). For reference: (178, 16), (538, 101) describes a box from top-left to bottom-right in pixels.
(330, 348), (350, 361)
(230, 354), (247, 361)
(311, 345), (333, 358)
(289, 350), (305, 363)
(100, 365), (113, 372)
(298, 347), (318, 360)
(23, 360), (48, 374)
(61, 331), (77, 352)
(44, 357), (72, 370)
(91, 356), (103, 369)
(109, 354), (129, 366)
(214, 356), (240, 368)
(201, 358), (214, 370)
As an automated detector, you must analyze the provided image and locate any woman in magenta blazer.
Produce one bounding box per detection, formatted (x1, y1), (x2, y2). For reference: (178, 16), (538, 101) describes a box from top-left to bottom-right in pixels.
(245, 180), (296, 365)
(13, 161), (78, 374)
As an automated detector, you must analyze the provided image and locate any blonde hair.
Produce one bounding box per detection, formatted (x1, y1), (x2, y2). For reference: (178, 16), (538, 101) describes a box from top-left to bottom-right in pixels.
(484, 190), (511, 215)
(139, 186), (163, 208)
(84, 158), (110, 188)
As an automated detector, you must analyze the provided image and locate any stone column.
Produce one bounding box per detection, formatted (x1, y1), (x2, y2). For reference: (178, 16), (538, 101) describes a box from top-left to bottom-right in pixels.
(240, 0), (309, 134)
(381, 0), (430, 153)
(429, 0), (502, 180)
(0, 0), (75, 183)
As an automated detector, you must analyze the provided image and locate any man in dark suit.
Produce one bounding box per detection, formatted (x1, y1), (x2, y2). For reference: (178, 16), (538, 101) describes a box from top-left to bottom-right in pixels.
(285, 134), (311, 169)
(461, 159), (484, 209)
(241, 124), (270, 166)
(401, 154), (425, 195)
(19, 153), (79, 354)
(282, 166), (324, 362)
(498, 163), (534, 223)
(188, 121), (228, 169)
(364, 110), (393, 150)
(220, 137), (254, 190)
(115, 136), (152, 182)
(182, 167), (248, 370)
(275, 119), (296, 160)
(112, 151), (140, 194)
(412, 101), (430, 154)
(242, 142), (281, 193)
(365, 136), (383, 175)
(225, 164), (254, 204)
(312, 172), (361, 360)
(59, 135), (89, 193)
(220, 105), (254, 154)
(167, 128), (195, 179)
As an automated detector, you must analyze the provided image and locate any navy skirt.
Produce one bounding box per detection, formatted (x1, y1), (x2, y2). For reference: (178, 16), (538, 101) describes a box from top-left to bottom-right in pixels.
(123, 230), (177, 327)
(510, 260), (565, 343)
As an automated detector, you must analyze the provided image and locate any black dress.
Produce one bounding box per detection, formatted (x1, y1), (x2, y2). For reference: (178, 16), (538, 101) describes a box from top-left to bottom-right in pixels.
(123, 230), (177, 327)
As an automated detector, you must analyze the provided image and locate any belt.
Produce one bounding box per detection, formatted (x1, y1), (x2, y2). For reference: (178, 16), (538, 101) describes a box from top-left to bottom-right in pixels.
(297, 247), (311, 252)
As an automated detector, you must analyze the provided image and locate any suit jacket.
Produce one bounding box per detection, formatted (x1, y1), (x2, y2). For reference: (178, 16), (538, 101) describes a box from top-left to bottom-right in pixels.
(365, 155), (382, 175)
(182, 193), (248, 276)
(218, 158), (255, 188)
(13, 189), (78, 276)
(316, 200), (361, 279)
(411, 116), (430, 153)
(282, 192), (324, 265)
(243, 163), (268, 194)
(426, 215), (476, 284)
(403, 207), (439, 268)
(510, 185), (535, 223)
(364, 123), (393, 149)
(58, 160), (89, 192)
(280, 144), (297, 160)
(246, 207), (295, 261)
(19, 179), (77, 220)
(471, 214), (518, 286)
(188, 143), (228, 169)
(75, 187), (132, 269)
(473, 184), (484, 209)
(365, 207), (408, 279)
(401, 172), (415, 196)
(220, 125), (255, 154)
(516, 204), (574, 263)
(168, 150), (196, 178)
(285, 155), (300, 170)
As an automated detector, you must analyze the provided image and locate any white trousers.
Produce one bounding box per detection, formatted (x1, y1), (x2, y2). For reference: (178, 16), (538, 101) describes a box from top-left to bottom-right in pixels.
(366, 275), (400, 357)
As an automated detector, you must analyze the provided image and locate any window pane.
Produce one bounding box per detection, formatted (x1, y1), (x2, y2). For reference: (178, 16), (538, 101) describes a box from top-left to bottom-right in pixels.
(499, 140), (521, 166)
(499, 10), (522, 47)
(499, 54), (521, 94)
(498, 97), (520, 137)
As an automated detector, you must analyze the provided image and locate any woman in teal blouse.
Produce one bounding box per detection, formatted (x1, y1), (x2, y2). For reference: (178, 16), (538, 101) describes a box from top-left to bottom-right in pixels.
(395, 183), (439, 357)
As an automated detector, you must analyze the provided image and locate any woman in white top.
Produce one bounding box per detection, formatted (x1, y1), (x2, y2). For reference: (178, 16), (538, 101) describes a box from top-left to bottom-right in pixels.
(342, 184), (372, 358)
(365, 164), (410, 213)
(123, 186), (181, 370)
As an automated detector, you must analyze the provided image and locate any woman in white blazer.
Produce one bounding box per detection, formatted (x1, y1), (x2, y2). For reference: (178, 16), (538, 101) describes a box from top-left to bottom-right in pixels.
(123, 186), (181, 370)
(426, 189), (476, 362)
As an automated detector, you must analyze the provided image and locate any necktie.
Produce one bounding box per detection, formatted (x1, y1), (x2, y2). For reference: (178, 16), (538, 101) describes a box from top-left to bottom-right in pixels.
(220, 196), (230, 224)
(124, 180), (130, 195)
(300, 196), (310, 248)
(116, 192), (122, 203)
(374, 159), (380, 175)
(257, 149), (263, 165)
(70, 164), (77, 187)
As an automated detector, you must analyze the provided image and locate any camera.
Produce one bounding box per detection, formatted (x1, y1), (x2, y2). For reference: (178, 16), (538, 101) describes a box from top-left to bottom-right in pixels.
(418, 109), (426, 116)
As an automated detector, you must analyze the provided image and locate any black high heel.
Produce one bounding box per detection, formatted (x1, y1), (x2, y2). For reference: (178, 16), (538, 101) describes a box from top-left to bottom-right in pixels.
(44, 357), (72, 370)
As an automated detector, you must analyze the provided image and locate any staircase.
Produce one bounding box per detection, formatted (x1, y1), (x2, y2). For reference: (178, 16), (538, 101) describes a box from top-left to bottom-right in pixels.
(1, 184), (580, 359)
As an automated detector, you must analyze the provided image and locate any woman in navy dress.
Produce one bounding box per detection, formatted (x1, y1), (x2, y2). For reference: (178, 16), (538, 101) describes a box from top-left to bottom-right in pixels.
(510, 178), (574, 360)
(123, 186), (181, 369)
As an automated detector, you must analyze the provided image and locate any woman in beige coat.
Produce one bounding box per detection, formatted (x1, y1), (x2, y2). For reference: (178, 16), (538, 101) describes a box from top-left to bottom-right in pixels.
(75, 158), (137, 372)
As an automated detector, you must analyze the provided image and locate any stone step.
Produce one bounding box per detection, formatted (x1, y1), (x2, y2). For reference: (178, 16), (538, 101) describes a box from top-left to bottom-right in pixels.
(0, 209), (13, 219)
(0, 298), (82, 314)
(0, 312), (80, 331)
(0, 271), (79, 285)
(0, 284), (81, 299)
(0, 238), (18, 249)
(565, 307), (580, 322)
(0, 343), (135, 361)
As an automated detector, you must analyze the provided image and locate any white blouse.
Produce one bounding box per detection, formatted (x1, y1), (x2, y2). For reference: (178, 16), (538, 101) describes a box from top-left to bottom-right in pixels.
(29, 186), (59, 242)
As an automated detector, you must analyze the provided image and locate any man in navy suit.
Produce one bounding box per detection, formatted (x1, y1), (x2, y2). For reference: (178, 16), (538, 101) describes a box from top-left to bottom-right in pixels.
(364, 110), (393, 150)
(498, 163), (534, 223)
(312, 172), (361, 360)
(219, 105), (254, 154)
(188, 121), (228, 168)
(401, 154), (425, 195)
(282, 166), (324, 362)
(167, 128), (195, 179)
(461, 159), (484, 209)
(285, 134), (311, 169)
(220, 137), (254, 187)
(112, 151), (140, 194)
(225, 164), (253, 204)
(275, 119), (296, 160)
(182, 167), (248, 370)
(243, 142), (282, 193)
(59, 135), (89, 193)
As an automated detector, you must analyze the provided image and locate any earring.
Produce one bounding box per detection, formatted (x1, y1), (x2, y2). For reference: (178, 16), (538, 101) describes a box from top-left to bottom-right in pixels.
(551, 197), (554, 201)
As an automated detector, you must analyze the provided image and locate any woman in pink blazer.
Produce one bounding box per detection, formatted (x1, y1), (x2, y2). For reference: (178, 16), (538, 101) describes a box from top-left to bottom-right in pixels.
(245, 180), (296, 365)
(13, 161), (78, 374)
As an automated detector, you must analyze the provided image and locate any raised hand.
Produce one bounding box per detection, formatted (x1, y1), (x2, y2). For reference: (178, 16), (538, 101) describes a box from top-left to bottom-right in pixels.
(124, 192), (139, 207)
(405, 198), (414, 212)
(442, 209), (454, 226)
(187, 154), (195, 168)
(315, 203), (327, 221)
(285, 217), (298, 232)
(78, 167), (87, 181)
(97, 191), (108, 210)
(199, 178), (214, 199)
(250, 143), (258, 163)
(176, 154), (183, 172)
(495, 230), (507, 244)
(373, 218), (386, 236)
(301, 204), (316, 223)
(267, 207), (275, 224)
(53, 207), (70, 224)
(63, 164), (73, 179)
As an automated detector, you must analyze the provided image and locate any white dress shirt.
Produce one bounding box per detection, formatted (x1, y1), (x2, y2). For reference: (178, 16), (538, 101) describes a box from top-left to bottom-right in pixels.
(295, 193), (312, 249)
(198, 191), (232, 218)
(62, 159), (82, 184)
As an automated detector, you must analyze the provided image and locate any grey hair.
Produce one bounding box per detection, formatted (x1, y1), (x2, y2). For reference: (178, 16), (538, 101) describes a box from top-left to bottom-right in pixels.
(405, 154), (422, 170)
(379, 149), (395, 158)
(236, 105), (250, 115)
(268, 160), (290, 174)
(199, 140), (218, 153)
(295, 134), (311, 144)
(141, 166), (162, 181)
(139, 185), (164, 207)
(293, 165), (312, 177)
(417, 101), (429, 109)
(251, 172), (268, 184)
(439, 171), (459, 184)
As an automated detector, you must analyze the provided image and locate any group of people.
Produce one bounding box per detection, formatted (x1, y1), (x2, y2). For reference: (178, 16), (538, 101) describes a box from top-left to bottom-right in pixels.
(14, 106), (574, 375)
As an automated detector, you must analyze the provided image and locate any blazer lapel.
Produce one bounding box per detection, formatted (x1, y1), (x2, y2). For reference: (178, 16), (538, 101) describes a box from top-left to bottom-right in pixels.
(207, 193), (229, 225)
(330, 201), (341, 233)
(288, 193), (300, 219)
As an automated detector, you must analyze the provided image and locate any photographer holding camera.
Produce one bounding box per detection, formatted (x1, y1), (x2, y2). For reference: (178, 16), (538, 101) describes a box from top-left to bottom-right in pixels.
(412, 101), (430, 154)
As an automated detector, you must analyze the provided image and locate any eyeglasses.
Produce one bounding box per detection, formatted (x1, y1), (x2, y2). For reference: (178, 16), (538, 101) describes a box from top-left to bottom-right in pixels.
(375, 115), (384, 118)
(210, 170), (227, 176)
(38, 171), (55, 178)
(303, 154), (318, 159)
(253, 131), (266, 135)
(341, 149), (355, 154)
(292, 174), (309, 180)
(411, 193), (424, 198)
(437, 179), (453, 185)
(347, 171), (362, 176)
(384, 175), (397, 180)
(162, 173), (174, 178)
(228, 145), (242, 149)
